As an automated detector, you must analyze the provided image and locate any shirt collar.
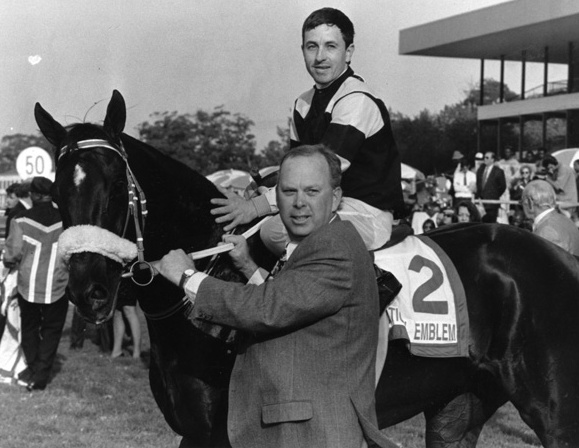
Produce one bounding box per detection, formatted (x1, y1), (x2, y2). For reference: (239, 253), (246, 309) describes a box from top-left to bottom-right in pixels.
(534, 207), (555, 227)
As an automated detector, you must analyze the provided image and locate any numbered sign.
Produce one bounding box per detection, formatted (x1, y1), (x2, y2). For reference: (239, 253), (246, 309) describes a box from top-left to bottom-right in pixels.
(16, 147), (54, 180)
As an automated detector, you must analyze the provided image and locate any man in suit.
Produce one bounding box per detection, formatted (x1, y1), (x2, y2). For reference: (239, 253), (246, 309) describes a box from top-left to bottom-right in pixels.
(476, 151), (507, 222)
(522, 180), (579, 255)
(155, 144), (395, 448)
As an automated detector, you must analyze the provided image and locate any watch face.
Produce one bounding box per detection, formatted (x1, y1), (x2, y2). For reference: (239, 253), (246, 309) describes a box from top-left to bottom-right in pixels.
(184, 269), (195, 276)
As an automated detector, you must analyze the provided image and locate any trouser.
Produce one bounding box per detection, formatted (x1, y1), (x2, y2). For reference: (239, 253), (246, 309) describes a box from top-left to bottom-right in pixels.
(260, 197), (394, 257)
(17, 293), (68, 386)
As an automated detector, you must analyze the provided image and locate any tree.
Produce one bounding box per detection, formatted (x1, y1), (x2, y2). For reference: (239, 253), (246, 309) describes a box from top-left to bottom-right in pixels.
(463, 78), (519, 106)
(137, 107), (260, 175)
(259, 125), (290, 168)
(392, 109), (444, 175)
(392, 78), (522, 176)
(0, 133), (52, 174)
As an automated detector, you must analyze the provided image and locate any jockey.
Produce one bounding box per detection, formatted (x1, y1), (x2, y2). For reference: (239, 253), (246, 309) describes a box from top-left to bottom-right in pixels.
(210, 8), (403, 300)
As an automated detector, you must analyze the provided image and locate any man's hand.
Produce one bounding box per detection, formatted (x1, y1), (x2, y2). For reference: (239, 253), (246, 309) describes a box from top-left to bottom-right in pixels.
(222, 235), (258, 280)
(153, 249), (196, 287)
(211, 186), (258, 231)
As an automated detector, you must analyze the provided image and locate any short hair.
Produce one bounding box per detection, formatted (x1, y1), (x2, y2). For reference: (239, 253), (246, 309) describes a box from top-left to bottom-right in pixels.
(485, 152), (496, 161)
(454, 200), (481, 223)
(542, 155), (558, 168)
(302, 8), (355, 48)
(279, 144), (342, 189)
(522, 180), (556, 208)
(15, 182), (30, 198)
(6, 182), (20, 196)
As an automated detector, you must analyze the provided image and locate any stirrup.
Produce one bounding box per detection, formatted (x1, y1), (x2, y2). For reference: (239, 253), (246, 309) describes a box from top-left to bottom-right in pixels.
(374, 265), (402, 314)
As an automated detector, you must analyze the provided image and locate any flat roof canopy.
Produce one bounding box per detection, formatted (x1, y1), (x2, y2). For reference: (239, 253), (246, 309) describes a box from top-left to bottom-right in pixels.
(399, 0), (579, 63)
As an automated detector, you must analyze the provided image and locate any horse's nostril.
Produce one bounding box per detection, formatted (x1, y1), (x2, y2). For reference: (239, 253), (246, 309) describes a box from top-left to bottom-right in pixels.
(89, 284), (108, 301)
(86, 284), (110, 312)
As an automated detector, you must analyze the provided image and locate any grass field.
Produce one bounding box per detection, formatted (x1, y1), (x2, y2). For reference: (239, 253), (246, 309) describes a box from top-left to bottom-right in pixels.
(0, 304), (541, 448)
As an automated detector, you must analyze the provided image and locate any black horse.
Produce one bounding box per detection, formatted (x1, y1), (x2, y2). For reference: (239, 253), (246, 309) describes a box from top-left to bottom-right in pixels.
(36, 91), (579, 447)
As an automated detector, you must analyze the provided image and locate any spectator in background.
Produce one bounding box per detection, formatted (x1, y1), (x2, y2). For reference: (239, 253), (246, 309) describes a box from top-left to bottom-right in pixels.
(452, 151), (476, 203)
(4, 183), (31, 239)
(522, 180), (579, 255)
(455, 200), (482, 223)
(476, 152), (507, 223)
(3, 177), (69, 391)
(542, 155), (577, 218)
(422, 219), (435, 233)
(535, 147), (546, 171)
(111, 279), (141, 359)
(498, 146), (520, 186)
(510, 165), (533, 202)
(523, 146), (541, 164)
(437, 207), (456, 227)
(509, 207), (533, 231)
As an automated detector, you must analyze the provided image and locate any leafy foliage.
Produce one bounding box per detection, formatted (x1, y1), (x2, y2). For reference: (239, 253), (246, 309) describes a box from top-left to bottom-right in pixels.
(137, 107), (263, 176)
(259, 125), (290, 168)
(393, 78), (522, 175)
(0, 133), (52, 173)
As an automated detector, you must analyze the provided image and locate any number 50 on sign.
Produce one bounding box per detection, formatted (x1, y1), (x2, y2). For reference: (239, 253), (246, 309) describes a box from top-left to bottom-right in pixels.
(16, 146), (54, 180)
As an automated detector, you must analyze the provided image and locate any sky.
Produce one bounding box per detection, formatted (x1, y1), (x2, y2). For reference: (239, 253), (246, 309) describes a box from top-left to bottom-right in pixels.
(1, 0), (553, 150)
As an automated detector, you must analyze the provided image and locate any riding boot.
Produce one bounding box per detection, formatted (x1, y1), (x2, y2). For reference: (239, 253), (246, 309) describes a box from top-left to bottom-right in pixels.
(374, 265), (402, 315)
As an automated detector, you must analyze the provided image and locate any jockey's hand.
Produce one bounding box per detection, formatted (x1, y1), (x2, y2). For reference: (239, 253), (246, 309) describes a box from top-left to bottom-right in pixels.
(210, 186), (258, 231)
(222, 234), (258, 280)
(153, 249), (196, 287)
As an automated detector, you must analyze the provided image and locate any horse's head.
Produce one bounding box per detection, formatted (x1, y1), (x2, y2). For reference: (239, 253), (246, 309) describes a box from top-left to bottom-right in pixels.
(35, 90), (134, 324)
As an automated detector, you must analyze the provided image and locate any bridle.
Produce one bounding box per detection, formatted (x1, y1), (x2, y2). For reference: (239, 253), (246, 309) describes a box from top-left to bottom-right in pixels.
(58, 138), (152, 285)
(57, 138), (273, 291)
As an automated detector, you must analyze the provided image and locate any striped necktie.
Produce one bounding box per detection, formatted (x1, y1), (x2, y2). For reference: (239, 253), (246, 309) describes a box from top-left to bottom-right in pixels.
(267, 252), (288, 280)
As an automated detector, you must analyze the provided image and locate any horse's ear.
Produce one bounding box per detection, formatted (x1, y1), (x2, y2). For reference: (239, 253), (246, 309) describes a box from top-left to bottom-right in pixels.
(103, 90), (126, 140)
(34, 102), (67, 150)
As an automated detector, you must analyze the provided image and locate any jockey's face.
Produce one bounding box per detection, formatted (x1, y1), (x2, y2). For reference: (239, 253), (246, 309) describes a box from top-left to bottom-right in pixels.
(302, 24), (354, 89)
(277, 154), (341, 243)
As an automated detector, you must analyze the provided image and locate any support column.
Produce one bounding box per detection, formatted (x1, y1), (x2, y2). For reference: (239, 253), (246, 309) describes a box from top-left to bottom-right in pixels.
(518, 116), (525, 157)
(542, 114), (547, 149)
(479, 59), (485, 105)
(543, 46), (549, 97)
(566, 110), (571, 148)
(500, 55), (505, 102)
(477, 121), (481, 154)
(569, 42), (575, 93)
(497, 119), (502, 154)
(521, 50), (526, 100)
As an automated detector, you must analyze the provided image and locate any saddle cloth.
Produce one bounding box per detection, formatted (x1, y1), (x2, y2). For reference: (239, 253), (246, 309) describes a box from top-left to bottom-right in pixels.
(374, 235), (470, 358)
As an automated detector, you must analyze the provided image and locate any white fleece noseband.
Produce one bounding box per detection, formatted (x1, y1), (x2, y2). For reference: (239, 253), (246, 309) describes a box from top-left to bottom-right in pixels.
(58, 225), (138, 265)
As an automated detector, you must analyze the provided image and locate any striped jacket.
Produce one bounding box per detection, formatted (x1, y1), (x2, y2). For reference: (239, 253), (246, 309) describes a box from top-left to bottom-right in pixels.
(290, 67), (403, 215)
(3, 202), (68, 304)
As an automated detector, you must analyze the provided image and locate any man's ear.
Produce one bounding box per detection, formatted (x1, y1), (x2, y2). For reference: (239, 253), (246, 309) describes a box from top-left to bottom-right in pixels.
(332, 187), (343, 212)
(345, 44), (355, 64)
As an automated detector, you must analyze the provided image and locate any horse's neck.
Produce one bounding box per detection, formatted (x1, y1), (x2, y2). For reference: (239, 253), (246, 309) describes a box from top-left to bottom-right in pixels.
(123, 138), (224, 263)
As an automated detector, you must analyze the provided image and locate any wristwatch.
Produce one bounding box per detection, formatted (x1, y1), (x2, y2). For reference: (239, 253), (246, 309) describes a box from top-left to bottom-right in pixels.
(179, 268), (196, 290)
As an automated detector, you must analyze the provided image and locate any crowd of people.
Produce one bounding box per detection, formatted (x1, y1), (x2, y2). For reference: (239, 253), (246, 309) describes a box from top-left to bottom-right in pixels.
(408, 146), (579, 239)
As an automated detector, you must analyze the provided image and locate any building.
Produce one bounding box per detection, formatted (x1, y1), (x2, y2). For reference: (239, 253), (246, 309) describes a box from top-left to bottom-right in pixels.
(399, 0), (579, 157)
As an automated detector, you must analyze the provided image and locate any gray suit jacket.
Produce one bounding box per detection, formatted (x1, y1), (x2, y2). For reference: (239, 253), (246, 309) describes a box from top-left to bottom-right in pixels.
(189, 220), (395, 448)
(534, 209), (579, 256)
